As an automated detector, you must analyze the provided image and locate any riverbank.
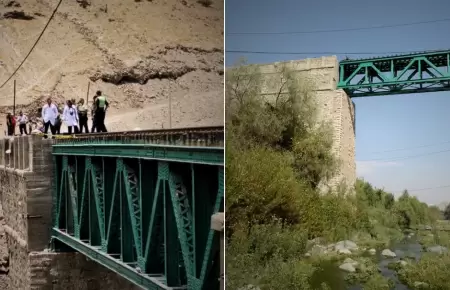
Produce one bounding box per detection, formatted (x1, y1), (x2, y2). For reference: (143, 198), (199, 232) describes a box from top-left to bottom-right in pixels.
(304, 225), (450, 290)
(230, 226), (450, 290)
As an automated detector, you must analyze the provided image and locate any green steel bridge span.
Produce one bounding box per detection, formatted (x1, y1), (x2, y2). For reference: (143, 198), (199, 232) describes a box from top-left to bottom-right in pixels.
(338, 50), (450, 97)
(50, 126), (224, 290)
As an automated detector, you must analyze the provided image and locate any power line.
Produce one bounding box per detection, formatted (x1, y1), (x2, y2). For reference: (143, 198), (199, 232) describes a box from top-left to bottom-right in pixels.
(357, 148), (450, 162)
(0, 0), (63, 89)
(388, 184), (450, 193)
(226, 49), (430, 55)
(227, 17), (450, 35)
(362, 140), (450, 155)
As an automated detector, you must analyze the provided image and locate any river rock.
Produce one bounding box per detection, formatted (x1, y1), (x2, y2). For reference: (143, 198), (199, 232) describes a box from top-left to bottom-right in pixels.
(343, 257), (358, 266)
(368, 248), (376, 255)
(413, 281), (429, 288)
(339, 262), (356, 273)
(398, 260), (408, 266)
(335, 240), (358, 252)
(337, 248), (352, 255)
(426, 245), (448, 254)
(381, 249), (396, 258)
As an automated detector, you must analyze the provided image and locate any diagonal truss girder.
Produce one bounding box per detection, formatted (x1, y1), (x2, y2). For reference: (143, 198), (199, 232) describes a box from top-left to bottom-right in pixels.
(338, 50), (450, 97)
(52, 148), (224, 290)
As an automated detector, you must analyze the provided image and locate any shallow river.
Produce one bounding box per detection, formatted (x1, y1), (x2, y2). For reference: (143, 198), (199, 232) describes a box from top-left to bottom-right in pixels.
(311, 236), (424, 290)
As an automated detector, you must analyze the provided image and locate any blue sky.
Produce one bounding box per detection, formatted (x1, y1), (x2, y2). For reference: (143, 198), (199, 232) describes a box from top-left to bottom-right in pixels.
(225, 0), (450, 205)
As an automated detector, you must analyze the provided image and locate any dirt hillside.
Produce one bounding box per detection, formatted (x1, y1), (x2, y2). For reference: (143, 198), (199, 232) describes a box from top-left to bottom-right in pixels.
(0, 0), (224, 133)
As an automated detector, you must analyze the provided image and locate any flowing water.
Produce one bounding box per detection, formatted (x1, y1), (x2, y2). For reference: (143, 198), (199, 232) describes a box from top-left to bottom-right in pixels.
(311, 235), (424, 290)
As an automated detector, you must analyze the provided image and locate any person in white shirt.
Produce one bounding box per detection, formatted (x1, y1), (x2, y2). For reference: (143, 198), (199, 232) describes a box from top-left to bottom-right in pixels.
(17, 111), (28, 135)
(41, 97), (58, 134)
(63, 99), (79, 134)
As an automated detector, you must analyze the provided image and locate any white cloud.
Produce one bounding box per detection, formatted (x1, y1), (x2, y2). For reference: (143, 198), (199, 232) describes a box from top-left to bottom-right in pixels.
(356, 160), (403, 176)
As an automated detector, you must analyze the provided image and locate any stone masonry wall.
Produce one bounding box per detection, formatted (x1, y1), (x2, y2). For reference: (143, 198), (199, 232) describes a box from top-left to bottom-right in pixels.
(0, 135), (140, 289)
(255, 56), (356, 191)
(29, 252), (141, 290)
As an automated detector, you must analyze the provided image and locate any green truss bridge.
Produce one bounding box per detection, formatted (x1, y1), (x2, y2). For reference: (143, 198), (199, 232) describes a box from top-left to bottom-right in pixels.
(51, 126), (224, 290)
(338, 49), (450, 97)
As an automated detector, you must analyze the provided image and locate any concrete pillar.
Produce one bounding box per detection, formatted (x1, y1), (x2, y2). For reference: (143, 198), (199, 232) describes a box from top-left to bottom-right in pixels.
(211, 212), (224, 290)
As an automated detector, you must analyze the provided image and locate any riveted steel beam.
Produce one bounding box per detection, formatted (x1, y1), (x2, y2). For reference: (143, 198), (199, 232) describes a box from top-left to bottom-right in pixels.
(52, 150), (223, 290)
(52, 144), (224, 166)
(338, 50), (450, 97)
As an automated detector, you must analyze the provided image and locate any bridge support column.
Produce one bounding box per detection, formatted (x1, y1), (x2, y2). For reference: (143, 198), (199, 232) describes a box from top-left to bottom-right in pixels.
(256, 56), (357, 192)
(0, 136), (140, 289)
(211, 212), (224, 290)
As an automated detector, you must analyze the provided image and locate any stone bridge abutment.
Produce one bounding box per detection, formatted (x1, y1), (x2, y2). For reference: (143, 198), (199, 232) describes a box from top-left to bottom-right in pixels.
(256, 56), (357, 190)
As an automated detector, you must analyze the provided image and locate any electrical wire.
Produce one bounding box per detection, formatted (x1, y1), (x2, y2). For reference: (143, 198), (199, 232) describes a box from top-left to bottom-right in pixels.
(388, 184), (450, 193)
(362, 140), (450, 155)
(227, 17), (450, 35)
(0, 0), (64, 89)
(357, 148), (450, 162)
(225, 49), (436, 55)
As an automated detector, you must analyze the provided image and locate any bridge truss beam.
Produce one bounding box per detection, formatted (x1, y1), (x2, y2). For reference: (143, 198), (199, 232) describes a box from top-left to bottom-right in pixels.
(52, 144), (224, 290)
(338, 50), (450, 97)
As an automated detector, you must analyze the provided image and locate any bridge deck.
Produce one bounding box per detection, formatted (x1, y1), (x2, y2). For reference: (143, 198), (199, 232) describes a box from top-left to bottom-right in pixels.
(51, 127), (224, 290)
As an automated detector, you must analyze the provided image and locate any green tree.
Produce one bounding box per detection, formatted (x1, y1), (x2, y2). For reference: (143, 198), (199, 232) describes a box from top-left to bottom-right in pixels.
(444, 203), (450, 220)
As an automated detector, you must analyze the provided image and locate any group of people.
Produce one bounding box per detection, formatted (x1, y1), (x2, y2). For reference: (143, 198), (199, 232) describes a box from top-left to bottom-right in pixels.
(5, 90), (109, 136)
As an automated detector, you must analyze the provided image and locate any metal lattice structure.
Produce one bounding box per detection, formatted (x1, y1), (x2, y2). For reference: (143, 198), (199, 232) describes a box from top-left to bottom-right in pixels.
(338, 50), (450, 97)
(51, 127), (224, 290)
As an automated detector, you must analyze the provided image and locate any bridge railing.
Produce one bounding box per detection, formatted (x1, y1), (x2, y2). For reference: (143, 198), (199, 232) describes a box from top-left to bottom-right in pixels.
(0, 135), (43, 171)
(53, 126), (224, 147)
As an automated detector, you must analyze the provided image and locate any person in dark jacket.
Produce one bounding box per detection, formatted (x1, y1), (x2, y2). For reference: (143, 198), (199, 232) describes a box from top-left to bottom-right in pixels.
(6, 113), (15, 136)
(77, 98), (89, 133)
(94, 91), (109, 132)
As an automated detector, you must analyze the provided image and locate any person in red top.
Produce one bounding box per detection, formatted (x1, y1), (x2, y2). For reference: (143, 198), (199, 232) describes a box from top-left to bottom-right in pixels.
(6, 113), (15, 136)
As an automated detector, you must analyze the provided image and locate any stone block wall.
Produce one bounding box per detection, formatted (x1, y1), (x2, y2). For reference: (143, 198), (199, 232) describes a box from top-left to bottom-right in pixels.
(0, 135), (140, 289)
(255, 56), (356, 191)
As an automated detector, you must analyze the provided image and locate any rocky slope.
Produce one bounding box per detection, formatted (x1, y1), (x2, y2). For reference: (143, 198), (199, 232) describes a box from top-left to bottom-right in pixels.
(0, 0), (222, 285)
(0, 0), (224, 132)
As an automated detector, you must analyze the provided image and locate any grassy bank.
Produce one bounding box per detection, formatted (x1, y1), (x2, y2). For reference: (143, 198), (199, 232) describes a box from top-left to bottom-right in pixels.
(225, 61), (440, 290)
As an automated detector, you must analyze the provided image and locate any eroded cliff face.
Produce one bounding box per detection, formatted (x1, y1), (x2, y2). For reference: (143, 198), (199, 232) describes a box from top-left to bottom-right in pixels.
(0, 0), (224, 131)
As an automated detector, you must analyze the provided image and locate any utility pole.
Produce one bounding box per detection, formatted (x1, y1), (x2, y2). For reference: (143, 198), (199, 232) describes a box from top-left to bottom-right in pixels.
(168, 94), (172, 129)
(13, 80), (16, 116)
(86, 81), (90, 105)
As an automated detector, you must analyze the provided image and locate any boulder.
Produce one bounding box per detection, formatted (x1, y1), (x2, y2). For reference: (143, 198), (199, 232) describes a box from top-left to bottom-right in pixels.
(381, 249), (396, 258)
(339, 262), (356, 273)
(335, 240), (358, 252)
